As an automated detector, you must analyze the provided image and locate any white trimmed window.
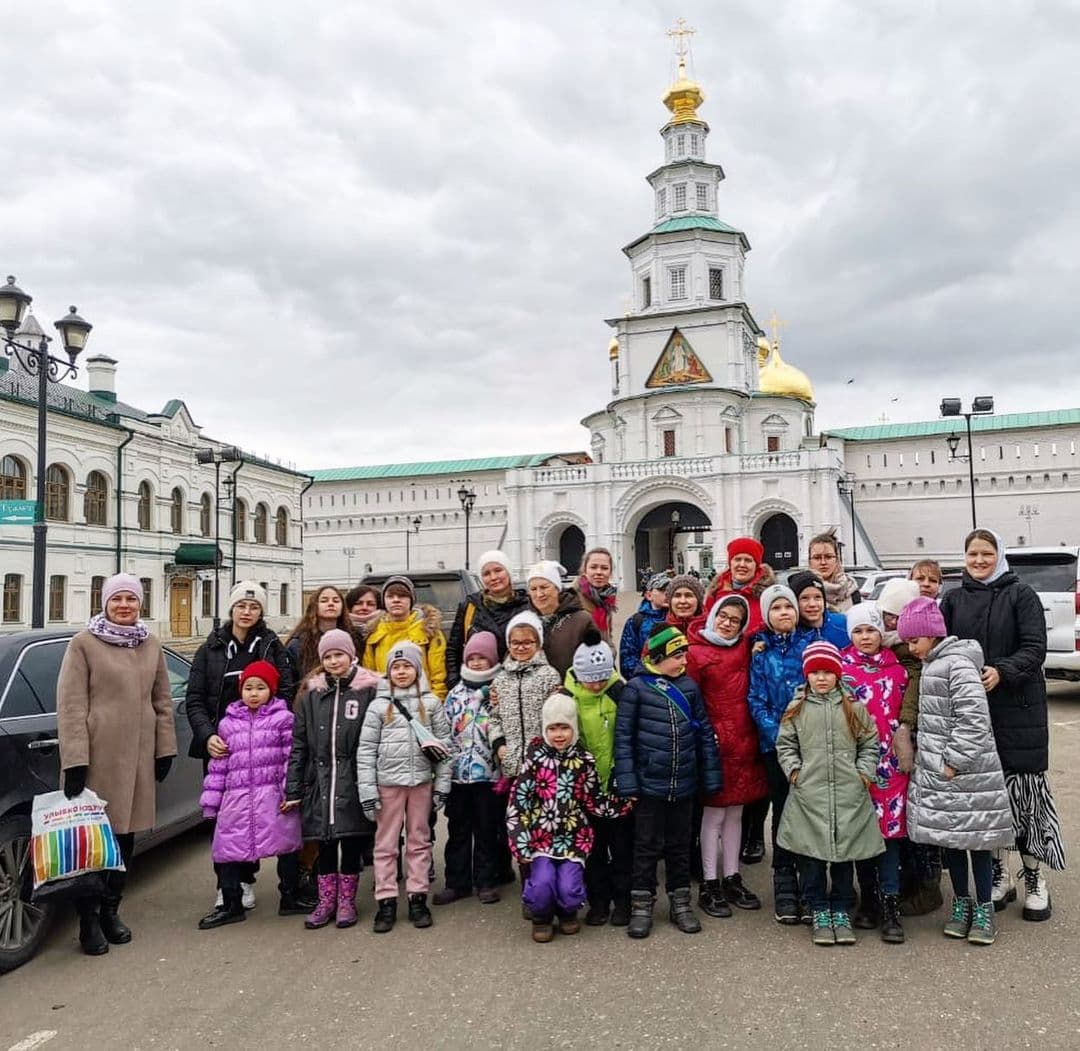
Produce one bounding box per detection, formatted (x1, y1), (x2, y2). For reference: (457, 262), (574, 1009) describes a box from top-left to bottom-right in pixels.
(655, 187), (667, 218)
(641, 275), (652, 308)
(666, 137), (673, 160)
(669, 266), (687, 300)
(690, 133), (700, 156)
(676, 134), (686, 157)
(696, 183), (708, 210)
(709, 267), (724, 300)
(672, 184), (687, 211)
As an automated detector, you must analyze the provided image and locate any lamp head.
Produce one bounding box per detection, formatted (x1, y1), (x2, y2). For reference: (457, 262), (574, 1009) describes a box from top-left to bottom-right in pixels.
(54, 306), (92, 363)
(946, 433), (961, 458)
(940, 398), (962, 417)
(971, 396), (994, 414)
(0, 276), (32, 334)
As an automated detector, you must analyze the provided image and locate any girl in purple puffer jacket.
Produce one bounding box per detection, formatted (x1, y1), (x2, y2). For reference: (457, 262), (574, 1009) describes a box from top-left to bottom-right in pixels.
(197, 660), (302, 930)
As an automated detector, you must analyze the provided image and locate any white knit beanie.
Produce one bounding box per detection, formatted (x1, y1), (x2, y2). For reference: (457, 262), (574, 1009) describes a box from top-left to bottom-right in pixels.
(229, 580), (267, 614)
(527, 560), (564, 591)
(478, 550), (513, 576)
(846, 602), (884, 637)
(878, 579), (921, 617)
(506, 609), (544, 645)
(542, 692), (578, 747)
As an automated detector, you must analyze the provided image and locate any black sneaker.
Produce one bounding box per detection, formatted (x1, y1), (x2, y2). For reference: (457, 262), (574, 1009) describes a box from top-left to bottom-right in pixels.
(722, 873), (762, 911)
(408, 893), (433, 929)
(773, 869), (799, 925)
(698, 880), (732, 918)
(740, 838), (766, 865)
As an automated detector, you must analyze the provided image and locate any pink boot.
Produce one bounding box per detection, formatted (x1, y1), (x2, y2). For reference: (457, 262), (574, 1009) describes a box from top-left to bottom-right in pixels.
(336, 874), (360, 928)
(305, 874), (339, 929)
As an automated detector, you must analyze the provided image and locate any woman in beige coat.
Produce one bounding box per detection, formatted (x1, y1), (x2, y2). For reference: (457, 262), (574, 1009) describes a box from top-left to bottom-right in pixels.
(57, 573), (177, 956)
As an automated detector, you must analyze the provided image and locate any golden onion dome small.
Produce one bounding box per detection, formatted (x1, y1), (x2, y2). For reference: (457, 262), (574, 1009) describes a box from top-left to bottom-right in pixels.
(758, 342), (815, 402)
(608, 336), (620, 360)
(662, 57), (705, 126)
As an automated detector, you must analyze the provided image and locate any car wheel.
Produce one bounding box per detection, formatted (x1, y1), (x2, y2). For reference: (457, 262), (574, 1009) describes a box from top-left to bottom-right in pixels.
(0, 813), (55, 973)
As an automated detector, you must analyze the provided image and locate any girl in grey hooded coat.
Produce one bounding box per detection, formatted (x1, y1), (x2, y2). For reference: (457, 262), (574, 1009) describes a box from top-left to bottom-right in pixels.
(898, 598), (1012, 944)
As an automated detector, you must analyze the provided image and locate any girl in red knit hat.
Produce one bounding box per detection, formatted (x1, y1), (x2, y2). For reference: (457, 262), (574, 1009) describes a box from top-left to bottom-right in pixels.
(704, 537), (776, 635)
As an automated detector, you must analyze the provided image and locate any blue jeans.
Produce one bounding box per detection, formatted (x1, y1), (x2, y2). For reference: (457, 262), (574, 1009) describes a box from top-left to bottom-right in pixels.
(943, 848), (993, 904)
(798, 857), (856, 914)
(877, 839), (902, 896)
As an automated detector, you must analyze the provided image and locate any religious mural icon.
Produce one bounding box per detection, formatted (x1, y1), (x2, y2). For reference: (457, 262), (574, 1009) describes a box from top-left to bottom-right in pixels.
(645, 329), (712, 388)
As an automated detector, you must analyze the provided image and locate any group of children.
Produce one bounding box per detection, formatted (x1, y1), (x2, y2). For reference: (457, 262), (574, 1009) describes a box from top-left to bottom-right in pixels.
(195, 546), (1019, 948)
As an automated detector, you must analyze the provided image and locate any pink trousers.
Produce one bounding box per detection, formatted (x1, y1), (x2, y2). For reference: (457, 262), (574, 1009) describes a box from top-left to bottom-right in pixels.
(374, 782), (433, 899)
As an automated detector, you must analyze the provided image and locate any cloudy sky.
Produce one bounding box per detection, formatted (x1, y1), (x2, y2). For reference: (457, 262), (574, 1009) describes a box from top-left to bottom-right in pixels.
(6, 0), (1077, 470)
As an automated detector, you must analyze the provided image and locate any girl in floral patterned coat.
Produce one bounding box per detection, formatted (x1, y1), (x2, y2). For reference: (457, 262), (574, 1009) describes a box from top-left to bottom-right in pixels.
(841, 603), (910, 943)
(506, 693), (631, 943)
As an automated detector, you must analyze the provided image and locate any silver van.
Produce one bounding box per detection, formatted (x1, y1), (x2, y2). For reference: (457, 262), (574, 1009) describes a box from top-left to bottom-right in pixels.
(1006, 547), (1080, 681)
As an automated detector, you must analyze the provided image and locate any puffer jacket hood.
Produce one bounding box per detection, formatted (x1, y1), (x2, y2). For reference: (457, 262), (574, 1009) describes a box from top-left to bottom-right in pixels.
(941, 571), (1049, 773)
(286, 665), (377, 840)
(905, 636), (1014, 851)
(362, 606), (448, 699)
(619, 600), (669, 679)
(703, 563), (776, 634)
(201, 697), (302, 863)
(487, 653), (562, 777)
(356, 682), (451, 802)
(561, 669), (624, 791)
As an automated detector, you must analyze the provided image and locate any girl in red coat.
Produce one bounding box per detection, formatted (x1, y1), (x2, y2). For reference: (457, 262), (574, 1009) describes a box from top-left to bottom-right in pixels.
(687, 595), (768, 916)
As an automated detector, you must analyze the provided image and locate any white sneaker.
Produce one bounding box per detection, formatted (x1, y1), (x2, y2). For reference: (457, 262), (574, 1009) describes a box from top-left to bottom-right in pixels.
(990, 851), (1015, 912)
(241, 882), (257, 910)
(1019, 857), (1051, 922)
(214, 888), (224, 909)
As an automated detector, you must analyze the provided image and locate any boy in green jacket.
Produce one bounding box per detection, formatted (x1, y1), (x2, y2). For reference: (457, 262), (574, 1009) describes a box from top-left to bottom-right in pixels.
(562, 627), (633, 927)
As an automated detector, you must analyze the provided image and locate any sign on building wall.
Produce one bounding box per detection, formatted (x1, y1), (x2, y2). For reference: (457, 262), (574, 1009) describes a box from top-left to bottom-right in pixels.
(0, 499), (36, 526)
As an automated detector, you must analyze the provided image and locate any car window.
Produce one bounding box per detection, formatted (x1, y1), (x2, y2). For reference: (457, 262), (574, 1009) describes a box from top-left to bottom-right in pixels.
(163, 649), (191, 701)
(414, 580), (466, 612)
(0, 639), (68, 718)
(1008, 556), (1077, 594)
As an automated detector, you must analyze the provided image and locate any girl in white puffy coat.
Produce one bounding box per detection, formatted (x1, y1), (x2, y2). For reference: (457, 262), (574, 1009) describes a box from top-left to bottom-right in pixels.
(357, 642), (450, 933)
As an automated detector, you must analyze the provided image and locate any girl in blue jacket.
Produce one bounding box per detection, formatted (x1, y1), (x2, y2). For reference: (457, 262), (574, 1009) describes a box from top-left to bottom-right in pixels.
(748, 584), (814, 926)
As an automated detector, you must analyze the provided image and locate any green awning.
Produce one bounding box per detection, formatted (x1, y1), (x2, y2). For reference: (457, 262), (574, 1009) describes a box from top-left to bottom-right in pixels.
(174, 543), (221, 566)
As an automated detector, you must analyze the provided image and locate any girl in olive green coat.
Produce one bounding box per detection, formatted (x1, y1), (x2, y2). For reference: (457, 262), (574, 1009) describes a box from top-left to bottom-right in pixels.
(776, 642), (883, 945)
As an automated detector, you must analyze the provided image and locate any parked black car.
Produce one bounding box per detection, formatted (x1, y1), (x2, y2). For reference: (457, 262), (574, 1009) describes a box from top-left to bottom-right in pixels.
(360, 569), (481, 632)
(0, 629), (206, 974)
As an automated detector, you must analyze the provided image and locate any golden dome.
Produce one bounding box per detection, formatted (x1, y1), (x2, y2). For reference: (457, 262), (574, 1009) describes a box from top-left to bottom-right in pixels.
(608, 336), (620, 360)
(758, 341), (815, 402)
(662, 56), (705, 126)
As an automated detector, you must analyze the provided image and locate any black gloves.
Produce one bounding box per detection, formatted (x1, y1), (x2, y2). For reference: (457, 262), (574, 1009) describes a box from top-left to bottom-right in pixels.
(155, 756), (174, 782)
(64, 765), (88, 799)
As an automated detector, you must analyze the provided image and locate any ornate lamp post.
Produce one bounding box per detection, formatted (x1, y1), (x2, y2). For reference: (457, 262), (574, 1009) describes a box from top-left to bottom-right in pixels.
(941, 396), (994, 529)
(405, 515), (421, 570)
(196, 446), (242, 628)
(457, 485), (477, 570)
(669, 509), (681, 568)
(0, 276), (92, 628)
(837, 471), (858, 564)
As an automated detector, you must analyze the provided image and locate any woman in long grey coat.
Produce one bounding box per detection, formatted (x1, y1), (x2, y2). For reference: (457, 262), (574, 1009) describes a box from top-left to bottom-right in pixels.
(57, 573), (177, 956)
(899, 597), (1012, 944)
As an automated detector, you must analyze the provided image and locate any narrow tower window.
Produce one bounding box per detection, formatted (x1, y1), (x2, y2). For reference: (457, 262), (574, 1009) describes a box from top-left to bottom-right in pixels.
(672, 184), (687, 211)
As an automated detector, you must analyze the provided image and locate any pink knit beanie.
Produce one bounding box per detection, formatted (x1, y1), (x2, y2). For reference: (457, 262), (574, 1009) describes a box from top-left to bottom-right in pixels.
(896, 597), (947, 641)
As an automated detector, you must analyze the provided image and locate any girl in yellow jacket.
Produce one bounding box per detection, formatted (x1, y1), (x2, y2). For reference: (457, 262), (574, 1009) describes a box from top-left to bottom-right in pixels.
(362, 576), (448, 699)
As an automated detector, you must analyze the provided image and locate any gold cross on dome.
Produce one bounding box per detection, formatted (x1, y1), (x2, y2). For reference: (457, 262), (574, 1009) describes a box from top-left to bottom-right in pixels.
(767, 310), (788, 348)
(666, 18), (696, 60)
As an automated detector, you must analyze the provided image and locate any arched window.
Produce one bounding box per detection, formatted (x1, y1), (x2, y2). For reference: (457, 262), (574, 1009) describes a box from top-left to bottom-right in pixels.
(170, 487), (184, 535)
(0, 456), (27, 500)
(254, 503), (269, 544)
(137, 481), (153, 530)
(275, 506), (288, 546)
(84, 470), (108, 525)
(234, 499), (247, 541)
(200, 493), (212, 537)
(45, 464), (70, 521)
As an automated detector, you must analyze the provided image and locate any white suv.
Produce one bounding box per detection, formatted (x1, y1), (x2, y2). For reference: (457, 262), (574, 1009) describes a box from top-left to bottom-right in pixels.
(1006, 546), (1080, 682)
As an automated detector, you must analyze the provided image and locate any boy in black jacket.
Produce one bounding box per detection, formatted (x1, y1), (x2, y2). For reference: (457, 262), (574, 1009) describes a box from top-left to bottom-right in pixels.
(613, 624), (722, 939)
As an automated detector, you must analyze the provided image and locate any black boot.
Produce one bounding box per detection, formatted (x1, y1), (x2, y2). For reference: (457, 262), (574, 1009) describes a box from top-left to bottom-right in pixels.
(76, 899), (109, 956)
(585, 900), (610, 926)
(610, 897), (631, 927)
(668, 887), (702, 933)
(277, 887), (311, 916)
(373, 897), (397, 934)
(198, 890), (246, 930)
(627, 890), (655, 939)
(881, 893), (905, 944)
(722, 873), (762, 911)
(698, 879), (732, 918)
(408, 893), (433, 929)
(294, 869), (319, 911)
(853, 885), (881, 929)
(99, 894), (132, 944)
(773, 867), (799, 925)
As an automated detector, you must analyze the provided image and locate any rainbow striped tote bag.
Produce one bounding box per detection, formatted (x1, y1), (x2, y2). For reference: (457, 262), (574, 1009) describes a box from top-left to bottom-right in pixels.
(31, 789), (125, 898)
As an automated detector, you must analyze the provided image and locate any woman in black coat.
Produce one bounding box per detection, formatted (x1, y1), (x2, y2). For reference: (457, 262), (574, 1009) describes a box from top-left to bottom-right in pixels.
(940, 529), (1064, 922)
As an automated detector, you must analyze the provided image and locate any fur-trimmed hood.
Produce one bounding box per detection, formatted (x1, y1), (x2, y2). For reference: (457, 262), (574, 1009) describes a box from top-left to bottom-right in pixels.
(303, 663), (379, 695)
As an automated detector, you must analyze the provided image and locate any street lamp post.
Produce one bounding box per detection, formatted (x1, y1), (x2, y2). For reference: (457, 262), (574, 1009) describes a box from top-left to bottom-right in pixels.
(0, 277), (93, 629)
(457, 485), (476, 569)
(196, 446), (242, 629)
(1018, 503), (1040, 545)
(941, 396), (994, 529)
(343, 547), (357, 583)
(405, 515), (421, 570)
(669, 509), (681, 569)
(837, 471), (858, 564)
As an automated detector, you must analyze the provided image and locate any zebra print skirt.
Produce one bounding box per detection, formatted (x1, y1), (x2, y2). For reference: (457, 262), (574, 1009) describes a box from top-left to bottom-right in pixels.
(1004, 772), (1066, 870)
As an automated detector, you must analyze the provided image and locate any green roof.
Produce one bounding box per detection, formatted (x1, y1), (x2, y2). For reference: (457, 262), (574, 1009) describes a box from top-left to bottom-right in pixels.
(828, 409), (1080, 442)
(307, 453), (568, 482)
(652, 216), (741, 235)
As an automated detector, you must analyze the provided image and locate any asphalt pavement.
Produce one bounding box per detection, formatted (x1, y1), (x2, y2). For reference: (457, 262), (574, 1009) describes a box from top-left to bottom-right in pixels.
(2, 598), (1078, 1050)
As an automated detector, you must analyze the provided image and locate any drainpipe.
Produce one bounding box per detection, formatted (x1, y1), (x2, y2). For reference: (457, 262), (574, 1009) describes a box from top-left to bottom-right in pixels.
(115, 425), (136, 573)
(298, 474), (314, 610)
